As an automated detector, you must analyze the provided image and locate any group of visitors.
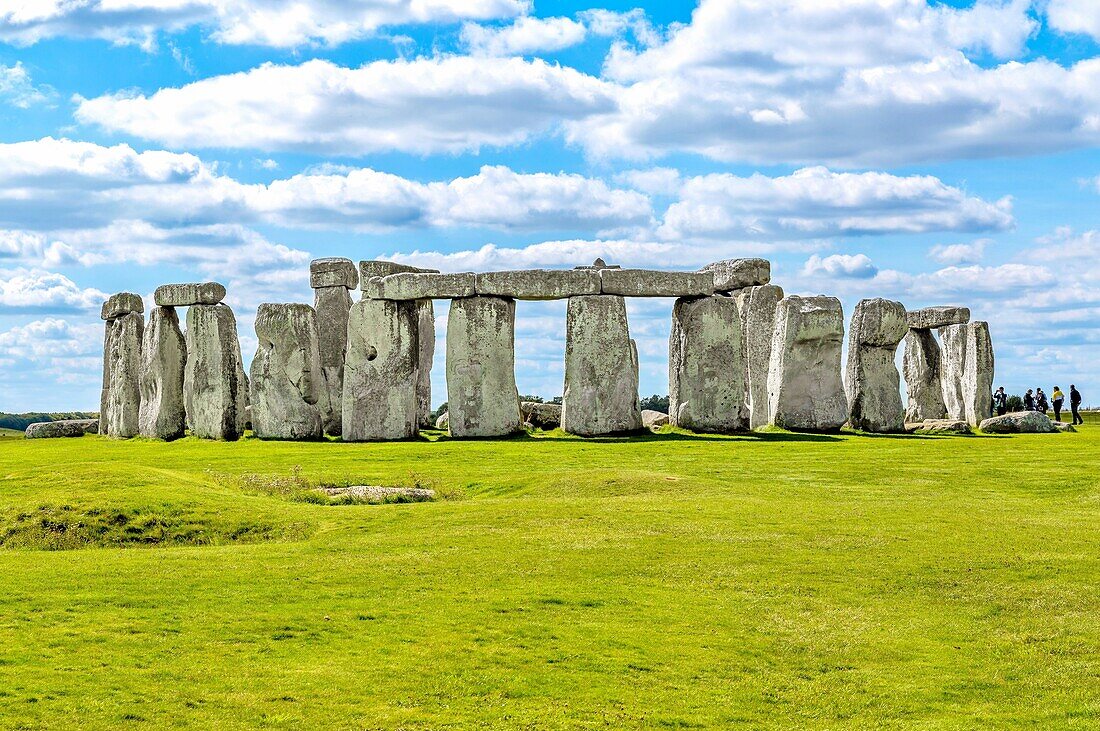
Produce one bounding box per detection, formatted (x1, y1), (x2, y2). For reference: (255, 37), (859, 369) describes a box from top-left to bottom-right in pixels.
(994, 385), (1084, 425)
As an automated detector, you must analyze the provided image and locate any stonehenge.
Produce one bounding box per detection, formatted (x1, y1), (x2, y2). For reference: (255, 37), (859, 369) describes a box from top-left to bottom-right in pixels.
(250, 303), (326, 440)
(94, 257), (999, 443)
(845, 298), (908, 433)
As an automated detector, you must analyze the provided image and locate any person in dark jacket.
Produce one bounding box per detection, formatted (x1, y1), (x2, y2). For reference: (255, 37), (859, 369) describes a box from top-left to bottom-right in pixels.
(1036, 388), (1049, 415)
(1024, 389), (1035, 411)
(993, 387), (1008, 416)
(1070, 385), (1084, 426)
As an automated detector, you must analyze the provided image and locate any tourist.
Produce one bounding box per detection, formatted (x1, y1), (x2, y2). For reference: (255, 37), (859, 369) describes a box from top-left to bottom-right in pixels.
(1036, 388), (1049, 415)
(1070, 385), (1084, 426)
(1024, 389), (1035, 411)
(993, 387), (1008, 416)
(1051, 386), (1065, 422)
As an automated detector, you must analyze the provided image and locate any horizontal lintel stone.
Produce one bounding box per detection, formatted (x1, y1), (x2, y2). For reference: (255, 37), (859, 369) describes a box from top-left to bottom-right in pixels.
(154, 282), (226, 307)
(907, 306), (970, 330)
(702, 258), (771, 292)
(599, 268), (715, 297)
(101, 292), (144, 321)
(474, 269), (601, 300)
(364, 272), (476, 300)
(310, 258), (358, 289)
(359, 260), (439, 288)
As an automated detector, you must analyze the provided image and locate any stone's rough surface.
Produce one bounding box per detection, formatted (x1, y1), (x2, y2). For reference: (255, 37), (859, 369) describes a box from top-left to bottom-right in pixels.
(703, 258), (771, 292)
(1053, 421), (1077, 433)
(939, 324), (967, 422)
(25, 419), (98, 438)
(446, 296), (522, 437)
(342, 299), (419, 441)
(138, 306), (186, 440)
(154, 282), (225, 307)
(359, 259), (437, 285)
(314, 285), (353, 435)
(100, 292), (143, 321)
(767, 295), (847, 431)
(669, 296), (747, 433)
(845, 298), (908, 433)
(599, 268), (714, 297)
(416, 300), (435, 429)
(99, 320), (116, 434)
(903, 329), (946, 422)
(562, 295), (643, 435)
(435, 412), (449, 430)
(735, 284), (784, 428)
(964, 321), (994, 427)
(474, 269), (600, 300)
(184, 304), (248, 440)
(521, 401), (562, 429)
(364, 272), (476, 300)
(642, 410), (669, 429)
(907, 306), (970, 330)
(905, 419), (972, 434)
(979, 411), (1058, 434)
(105, 312), (143, 438)
(310, 258), (358, 289)
(250, 303), (326, 440)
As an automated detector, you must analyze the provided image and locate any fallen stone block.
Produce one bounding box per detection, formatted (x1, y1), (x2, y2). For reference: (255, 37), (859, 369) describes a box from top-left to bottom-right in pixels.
(364, 272), (476, 300)
(184, 304), (248, 440)
(474, 269), (600, 300)
(905, 419), (972, 435)
(1052, 421), (1077, 433)
(907, 306), (970, 330)
(342, 298), (419, 441)
(310, 257), (358, 289)
(250, 303), (326, 440)
(100, 292), (143, 321)
(642, 410), (669, 429)
(845, 298), (908, 433)
(767, 295), (847, 432)
(702, 258), (770, 292)
(25, 419), (98, 439)
(139, 306), (187, 440)
(521, 401), (562, 429)
(435, 412), (449, 430)
(154, 282), (226, 307)
(600, 269), (714, 297)
(446, 296), (522, 437)
(979, 411), (1059, 434)
(735, 284), (784, 429)
(669, 295), (747, 433)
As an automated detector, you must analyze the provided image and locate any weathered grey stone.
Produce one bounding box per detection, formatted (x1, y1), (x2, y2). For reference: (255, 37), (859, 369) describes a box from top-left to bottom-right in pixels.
(964, 321), (994, 427)
(904, 419), (972, 434)
(342, 299), (419, 441)
(184, 304), (248, 440)
(669, 295), (747, 433)
(1053, 421), (1077, 433)
(100, 292), (143, 321)
(25, 419), (98, 439)
(561, 295), (643, 435)
(446, 296), (522, 437)
(435, 412), (449, 430)
(702, 258), (770, 292)
(364, 272), (476, 300)
(359, 259), (436, 286)
(574, 257), (620, 271)
(474, 269), (600, 300)
(99, 320), (116, 434)
(903, 329), (946, 423)
(642, 410), (669, 429)
(154, 282), (225, 307)
(907, 306), (970, 330)
(521, 401), (562, 429)
(250, 303), (326, 440)
(735, 284), (784, 429)
(845, 298), (908, 433)
(979, 411), (1058, 434)
(939, 324), (967, 422)
(105, 312), (143, 438)
(314, 285), (354, 435)
(138, 306), (186, 440)
(599, 269), (714, 297)
(416, 300), (435, 429)
(767, 295), (847, 432)
(310, 258), (358, 289)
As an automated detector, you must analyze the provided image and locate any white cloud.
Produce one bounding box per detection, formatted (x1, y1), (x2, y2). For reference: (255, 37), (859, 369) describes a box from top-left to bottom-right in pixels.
(928, 238), (990, 265)
(1047, 0), (1100, 41)
(0, 0), (528, 48)
(612, 167), (681, 196)
(75, 56), (617, 155)
(382, 238), (681, 272)
(802, 253), (878, 279)
(461, 16), (587, 56)
(0, 62), (54, 107)
(657, 167), (1013, 241)
(0, 317), (100, 359)
(0, 268), (107, 312)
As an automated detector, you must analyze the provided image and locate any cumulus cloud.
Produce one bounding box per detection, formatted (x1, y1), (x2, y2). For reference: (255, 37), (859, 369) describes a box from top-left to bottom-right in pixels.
(0, 317), (101, 359)
(75, 57), (617, 155)
(1047, 0), (1100, 41)
(802, 253), (879, 279)
(0, 62), (55, 107)
(929, 239), (990, 265)
(0, 268), (107, 313)
(461, 16), (587, 56)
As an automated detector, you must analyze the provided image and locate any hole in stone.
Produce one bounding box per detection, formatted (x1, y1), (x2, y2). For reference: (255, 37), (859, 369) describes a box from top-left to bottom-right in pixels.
(365, 346), (378, 362)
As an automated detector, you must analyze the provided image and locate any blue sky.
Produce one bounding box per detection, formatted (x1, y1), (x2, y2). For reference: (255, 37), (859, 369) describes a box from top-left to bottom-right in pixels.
(1, 0), (1098, 411)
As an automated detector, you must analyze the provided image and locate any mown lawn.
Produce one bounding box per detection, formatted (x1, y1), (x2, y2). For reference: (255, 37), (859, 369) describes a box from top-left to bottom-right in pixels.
(0, 418), (1098, 729)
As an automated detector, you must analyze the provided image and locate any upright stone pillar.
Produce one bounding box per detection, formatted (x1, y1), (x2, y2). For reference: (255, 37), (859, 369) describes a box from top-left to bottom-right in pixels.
(99, 293), (143, 436)
(417, 299), (436, 429)
(939, 324), (967, 422)
(446, 296), (522, 437)
(669, 296), (747, 433)
(250, 303), (326, 440)
(184, 304), (248, 440)
(964, 321), (994, 427)
(561, 295), (642, 436)
(767, 295), (846, 432)
(139, 306), (186, 440)
(735, 284), (784, 429)
(106, 312), (143, 438)
(310, 258), (357, 436)
(845, 298), (908, 433)
(342, 298), (419, 441)
(902, 330), (945, 422)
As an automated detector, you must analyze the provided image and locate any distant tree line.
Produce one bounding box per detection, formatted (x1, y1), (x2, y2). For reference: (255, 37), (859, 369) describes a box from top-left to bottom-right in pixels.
(0, 412), (98, 431)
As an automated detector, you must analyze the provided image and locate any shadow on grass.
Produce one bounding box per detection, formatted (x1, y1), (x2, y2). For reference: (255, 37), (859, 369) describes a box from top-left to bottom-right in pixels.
(421, 427), (847, 444)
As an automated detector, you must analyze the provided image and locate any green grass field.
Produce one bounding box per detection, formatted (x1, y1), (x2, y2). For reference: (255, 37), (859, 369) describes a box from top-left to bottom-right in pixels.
(1, 417), (1098, 729)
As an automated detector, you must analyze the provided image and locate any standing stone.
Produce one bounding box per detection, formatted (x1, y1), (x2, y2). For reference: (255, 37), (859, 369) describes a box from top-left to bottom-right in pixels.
(106, 312), (143, 438)
(184, 304), (248, 440)
(735, 284), (784, 429)
(669, 296), (747, 433)
(417, 300), (436, 429)
(446, 296), (522, 437)
(342, 299), (419, 441)
(845, 298), (908, 433)
(939, 324), (967, 422)
(902, 329), (946, 422)
(99, 322), (116, 434)
(250, 303), (326, 440)
(561, 295), (642, 436)
(964, 321), (994, 427)
(767, 295), (847, 432)
(138, 306), (186, 440)
(313, 284), (354, 435)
